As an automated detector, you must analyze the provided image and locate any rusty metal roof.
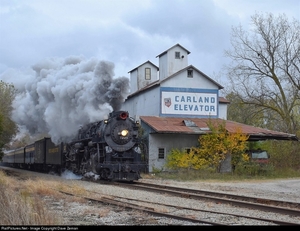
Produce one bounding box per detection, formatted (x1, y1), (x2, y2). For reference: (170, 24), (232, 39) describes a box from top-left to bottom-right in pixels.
(140, 116), (298, 141)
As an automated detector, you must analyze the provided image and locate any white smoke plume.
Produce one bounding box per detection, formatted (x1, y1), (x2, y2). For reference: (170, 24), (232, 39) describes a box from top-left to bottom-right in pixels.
(1, 56), (130, 144)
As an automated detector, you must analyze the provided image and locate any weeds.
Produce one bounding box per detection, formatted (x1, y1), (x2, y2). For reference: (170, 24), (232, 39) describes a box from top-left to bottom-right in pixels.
(0, 185), (61, 225)
(144, 167), (300, 182)
(0, 171), (63, 225)
(0, 170), (112, 225)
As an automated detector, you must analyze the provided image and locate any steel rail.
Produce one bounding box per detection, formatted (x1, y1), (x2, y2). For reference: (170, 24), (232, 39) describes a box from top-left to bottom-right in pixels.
(115, 182), (300, 217)
(135, 181), (300, 209)
(110, 194), (300, 226)
(58, 190), (226, 226)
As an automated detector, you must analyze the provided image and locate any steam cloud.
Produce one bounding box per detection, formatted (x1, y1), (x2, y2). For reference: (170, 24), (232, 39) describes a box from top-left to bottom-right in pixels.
(2, 56), (130, 144)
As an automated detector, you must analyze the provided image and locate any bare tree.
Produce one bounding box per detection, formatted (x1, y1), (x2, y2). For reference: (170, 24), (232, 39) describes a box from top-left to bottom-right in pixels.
(225, 13), (300, 134)
(226, 91), (266, 127)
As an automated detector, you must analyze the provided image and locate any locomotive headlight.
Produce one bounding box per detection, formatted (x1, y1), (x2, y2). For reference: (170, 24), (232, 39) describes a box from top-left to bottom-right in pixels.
(119, 129), (129, 136)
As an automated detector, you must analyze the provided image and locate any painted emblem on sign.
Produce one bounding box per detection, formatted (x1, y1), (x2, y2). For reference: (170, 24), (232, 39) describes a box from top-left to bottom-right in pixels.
(164, 98), (171, 107)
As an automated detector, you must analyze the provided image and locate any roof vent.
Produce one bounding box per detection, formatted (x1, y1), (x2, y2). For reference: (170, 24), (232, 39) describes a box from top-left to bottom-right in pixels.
(183, 120), (197, 127)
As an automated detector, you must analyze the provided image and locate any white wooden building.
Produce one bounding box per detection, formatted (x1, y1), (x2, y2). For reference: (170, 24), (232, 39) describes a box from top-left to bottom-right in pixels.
(121, 44), (297, 173)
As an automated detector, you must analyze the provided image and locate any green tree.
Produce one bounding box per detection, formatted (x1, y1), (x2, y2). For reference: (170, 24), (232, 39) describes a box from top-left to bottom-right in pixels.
(264, 140), (300, 169)
(0, 80), (17, 159)
(0, 114), (3, 156)
(224, 13), (300, 134)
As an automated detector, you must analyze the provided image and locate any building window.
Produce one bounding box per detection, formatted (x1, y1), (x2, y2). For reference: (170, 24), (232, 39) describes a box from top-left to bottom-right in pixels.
(145, 68), (151, 80)
(175, 51), (180, 59)
(187, 69), (193, 78)
(158, 148), (165, 159)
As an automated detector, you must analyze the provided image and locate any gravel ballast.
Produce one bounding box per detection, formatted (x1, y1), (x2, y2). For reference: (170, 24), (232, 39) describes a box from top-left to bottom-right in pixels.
(2, 167), (299, 226)
(46, 176), (300, 226)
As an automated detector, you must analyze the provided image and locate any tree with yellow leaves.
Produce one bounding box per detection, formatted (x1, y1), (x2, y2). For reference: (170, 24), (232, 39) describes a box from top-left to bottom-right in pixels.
(166, 120), (249, 172)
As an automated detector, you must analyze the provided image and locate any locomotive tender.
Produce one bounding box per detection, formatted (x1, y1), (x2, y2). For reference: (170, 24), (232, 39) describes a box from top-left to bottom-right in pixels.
(2, 111), (148, 181)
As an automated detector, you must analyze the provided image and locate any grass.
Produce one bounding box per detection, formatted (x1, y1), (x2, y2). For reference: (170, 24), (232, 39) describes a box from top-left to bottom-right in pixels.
(0, 169), (124, 225)
(0, 190), (58, 225)
(142, 166), (300, 182)
(0, 170), (84, 225)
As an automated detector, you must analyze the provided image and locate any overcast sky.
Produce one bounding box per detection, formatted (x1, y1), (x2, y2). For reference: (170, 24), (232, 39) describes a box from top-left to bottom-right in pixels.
(1, 0), (299, 83)
(0, 0), (299, 142)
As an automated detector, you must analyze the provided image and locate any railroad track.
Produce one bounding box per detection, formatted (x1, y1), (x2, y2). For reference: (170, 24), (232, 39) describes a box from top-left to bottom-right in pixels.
(57, 185), (300, 226)
(2, 167), (300, 225)
(58, 189), (225, 225)
(134, 181), (300, 209)
(112, 181), (300, 217)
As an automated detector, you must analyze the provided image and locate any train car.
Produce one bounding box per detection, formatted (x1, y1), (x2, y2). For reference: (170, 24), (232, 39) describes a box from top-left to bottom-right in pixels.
(30, 137), (64, 173)
(25, 143), (35, 169)
(14, 147), (25, 168)
(1, 110), (148, 182)
(2, 150), (15, 166)
(45, 138), (64, 173)
(33, 138), (47, 171)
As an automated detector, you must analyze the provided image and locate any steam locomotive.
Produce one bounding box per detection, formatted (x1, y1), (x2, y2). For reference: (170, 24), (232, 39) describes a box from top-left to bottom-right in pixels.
(2, 111), (148, 181)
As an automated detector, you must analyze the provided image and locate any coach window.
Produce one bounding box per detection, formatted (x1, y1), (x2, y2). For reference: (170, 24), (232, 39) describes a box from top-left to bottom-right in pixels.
(187, 69), (193, 78)
(175, 51), (180, 59)
(145, 68), (151, 80)
(158, 148), (165, 159)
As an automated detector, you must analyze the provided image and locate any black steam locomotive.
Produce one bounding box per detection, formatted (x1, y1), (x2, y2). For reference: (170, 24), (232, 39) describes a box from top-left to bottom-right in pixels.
(2, 111), (148, 181)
